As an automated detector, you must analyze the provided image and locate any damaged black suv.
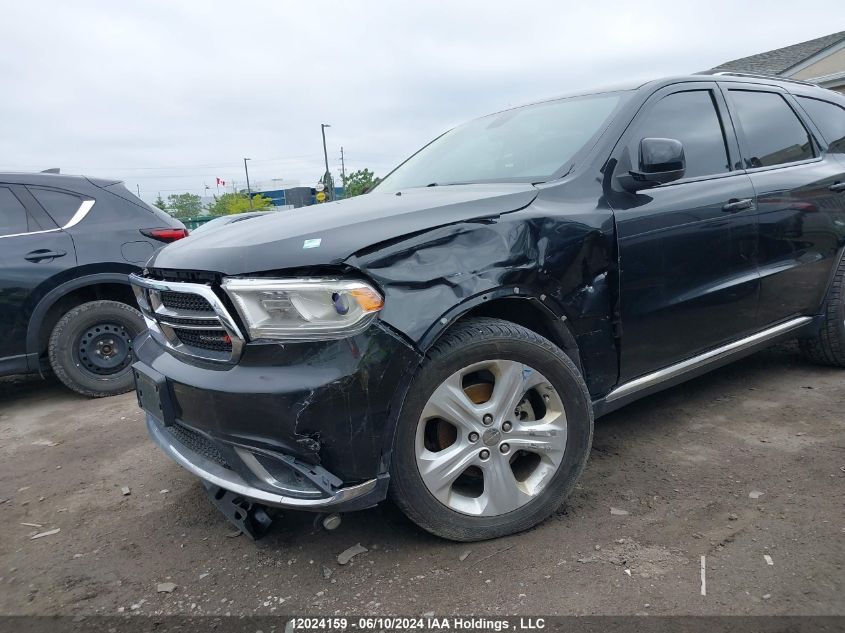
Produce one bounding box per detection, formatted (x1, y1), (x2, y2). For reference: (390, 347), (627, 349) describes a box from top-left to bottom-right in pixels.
(131, 73), (845, 541)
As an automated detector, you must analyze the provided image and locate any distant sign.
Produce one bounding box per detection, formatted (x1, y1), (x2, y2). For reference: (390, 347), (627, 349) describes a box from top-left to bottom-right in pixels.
(316, 191), (327, 202)
(315, 183), (325, 192)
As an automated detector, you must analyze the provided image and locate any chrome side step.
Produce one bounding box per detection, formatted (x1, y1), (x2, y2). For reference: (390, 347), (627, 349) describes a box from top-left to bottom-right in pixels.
(604, 316), (813, 404)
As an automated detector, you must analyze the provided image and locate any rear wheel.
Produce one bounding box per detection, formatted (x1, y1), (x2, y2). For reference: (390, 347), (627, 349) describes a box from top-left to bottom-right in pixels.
(799, 255), (845, 367)
(389, 318), (593, 541)
(48, 300), (145, 397)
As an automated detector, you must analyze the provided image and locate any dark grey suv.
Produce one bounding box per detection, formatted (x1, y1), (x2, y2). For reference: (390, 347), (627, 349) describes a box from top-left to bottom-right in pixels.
(0, 172), (187, 396)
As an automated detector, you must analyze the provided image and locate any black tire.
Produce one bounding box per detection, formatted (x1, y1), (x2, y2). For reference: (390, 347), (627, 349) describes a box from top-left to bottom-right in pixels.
(799, 254), (845, 367)
(48, 300), (145, 398)
(389, 317), (593, 541)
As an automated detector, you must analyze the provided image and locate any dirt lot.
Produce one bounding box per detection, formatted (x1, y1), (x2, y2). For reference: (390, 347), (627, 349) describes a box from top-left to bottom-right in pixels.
(1, 343), (843, 617)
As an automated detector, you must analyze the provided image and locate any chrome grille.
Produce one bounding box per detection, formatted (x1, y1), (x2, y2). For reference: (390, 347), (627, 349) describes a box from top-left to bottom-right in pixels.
(130, 274), (245, 363)
(160, 291), (213, 312)
(175, 328), (233, 352)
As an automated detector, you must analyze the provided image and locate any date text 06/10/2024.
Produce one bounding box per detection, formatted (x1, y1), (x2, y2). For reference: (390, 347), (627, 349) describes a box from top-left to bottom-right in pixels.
(289, 617), (547, 631)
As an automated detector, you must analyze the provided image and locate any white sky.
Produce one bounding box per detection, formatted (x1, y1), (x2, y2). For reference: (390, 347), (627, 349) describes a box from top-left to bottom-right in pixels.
(0, 1), (840, 201)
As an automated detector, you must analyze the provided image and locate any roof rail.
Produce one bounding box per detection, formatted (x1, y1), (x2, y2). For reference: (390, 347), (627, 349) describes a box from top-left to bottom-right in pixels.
(41, 167), (61, 174)
(708, 71), (817, 87)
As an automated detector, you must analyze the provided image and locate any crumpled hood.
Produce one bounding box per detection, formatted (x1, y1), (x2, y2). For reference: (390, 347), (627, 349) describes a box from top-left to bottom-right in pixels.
(149, 183), (538, 275)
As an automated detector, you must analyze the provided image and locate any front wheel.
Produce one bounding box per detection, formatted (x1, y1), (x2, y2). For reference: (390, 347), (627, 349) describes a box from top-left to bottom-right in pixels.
(48, 300), (145, 398)
(389, 318), (593, 541)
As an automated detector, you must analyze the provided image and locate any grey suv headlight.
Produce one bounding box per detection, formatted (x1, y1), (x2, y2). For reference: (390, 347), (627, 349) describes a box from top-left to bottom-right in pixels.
(221, 278), (384, 341)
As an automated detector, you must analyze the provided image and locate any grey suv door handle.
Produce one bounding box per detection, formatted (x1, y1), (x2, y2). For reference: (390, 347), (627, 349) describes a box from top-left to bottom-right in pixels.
(25, 249), (67, 262)
(830, 182), (845, 193)
(722, 198), (754, 212)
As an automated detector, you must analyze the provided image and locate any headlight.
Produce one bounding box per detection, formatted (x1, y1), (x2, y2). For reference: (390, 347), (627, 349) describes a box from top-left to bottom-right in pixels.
(221, 278), (384, 341)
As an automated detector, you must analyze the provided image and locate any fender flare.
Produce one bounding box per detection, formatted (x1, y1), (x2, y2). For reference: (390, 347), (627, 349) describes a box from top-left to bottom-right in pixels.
(26, 272), (135, 358)
(416, 286), (580, 365)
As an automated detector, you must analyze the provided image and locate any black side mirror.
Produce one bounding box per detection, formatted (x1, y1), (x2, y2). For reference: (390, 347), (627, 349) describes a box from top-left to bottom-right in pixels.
(626, 138), (686, 190)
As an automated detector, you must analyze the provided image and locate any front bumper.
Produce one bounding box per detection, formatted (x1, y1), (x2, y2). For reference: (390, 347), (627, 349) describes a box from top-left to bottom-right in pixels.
(146, 413), (382, 509)
(133, 316), (422, 511)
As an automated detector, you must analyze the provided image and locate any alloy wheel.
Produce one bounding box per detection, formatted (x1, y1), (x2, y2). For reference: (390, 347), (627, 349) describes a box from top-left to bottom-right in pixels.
(414, 359), (567, 516)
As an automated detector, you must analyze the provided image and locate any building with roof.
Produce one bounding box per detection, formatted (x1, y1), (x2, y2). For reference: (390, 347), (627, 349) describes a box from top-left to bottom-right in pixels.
(712, 31), (845, 94)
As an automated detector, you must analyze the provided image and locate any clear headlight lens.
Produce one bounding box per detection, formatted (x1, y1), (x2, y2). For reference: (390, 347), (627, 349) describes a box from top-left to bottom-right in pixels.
(221, 278), (384, 341)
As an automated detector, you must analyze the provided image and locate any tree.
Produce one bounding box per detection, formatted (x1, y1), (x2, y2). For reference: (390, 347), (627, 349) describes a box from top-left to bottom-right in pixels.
(166, 193), (203, 219)
(342, 168), (380, 198)
(153, 195), (167, 211)
(205, 192), (273, 216)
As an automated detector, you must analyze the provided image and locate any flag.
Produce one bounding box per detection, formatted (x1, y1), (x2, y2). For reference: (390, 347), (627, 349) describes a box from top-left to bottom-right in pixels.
(216, 177), (226, 186)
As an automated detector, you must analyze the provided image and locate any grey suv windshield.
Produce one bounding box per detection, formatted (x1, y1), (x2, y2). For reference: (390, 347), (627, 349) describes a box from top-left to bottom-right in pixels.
(376, 92), (624, 192)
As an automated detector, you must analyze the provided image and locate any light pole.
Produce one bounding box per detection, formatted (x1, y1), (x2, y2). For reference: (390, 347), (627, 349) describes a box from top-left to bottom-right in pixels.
(321, 123), (332, 201)
(243, 157), (253, 208)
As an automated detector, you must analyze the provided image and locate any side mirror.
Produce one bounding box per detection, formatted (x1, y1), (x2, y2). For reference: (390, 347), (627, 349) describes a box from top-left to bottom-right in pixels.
(627, 138), (686, 190)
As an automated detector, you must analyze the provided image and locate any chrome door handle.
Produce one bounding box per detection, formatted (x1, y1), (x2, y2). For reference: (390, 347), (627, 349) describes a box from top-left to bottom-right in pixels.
(722, 198), (754, 212)
(830, 181), (845, 193)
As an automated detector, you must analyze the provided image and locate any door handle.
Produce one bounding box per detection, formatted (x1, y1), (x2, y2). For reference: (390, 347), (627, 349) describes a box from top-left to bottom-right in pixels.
(24, 249), (67, 262)
(830, 181), (845, 193)
(722, 198), (754, 212)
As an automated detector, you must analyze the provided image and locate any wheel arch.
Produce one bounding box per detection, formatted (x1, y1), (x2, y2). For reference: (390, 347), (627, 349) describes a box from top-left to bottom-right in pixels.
(26, 272), (138, 365)
(421, 292), (583, 376)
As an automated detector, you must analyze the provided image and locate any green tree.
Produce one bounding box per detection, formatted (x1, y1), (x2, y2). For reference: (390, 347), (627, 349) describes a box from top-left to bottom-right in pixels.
(165, 193), (203, 219)
(153, 195), (167, 211)
(342, 168), (380, 198)
(205, 192), (273, 216)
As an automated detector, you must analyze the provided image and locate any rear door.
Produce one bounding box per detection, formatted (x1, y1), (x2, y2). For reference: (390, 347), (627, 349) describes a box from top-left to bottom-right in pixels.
(0, 184), (77, 364)
(721, 84), (845, 326)
(611, 82), (759, 381)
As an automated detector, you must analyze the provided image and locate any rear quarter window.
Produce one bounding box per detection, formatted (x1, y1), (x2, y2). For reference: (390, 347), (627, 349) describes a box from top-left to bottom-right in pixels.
(29, 187), (84, 227)
(797, 96), (845, 154)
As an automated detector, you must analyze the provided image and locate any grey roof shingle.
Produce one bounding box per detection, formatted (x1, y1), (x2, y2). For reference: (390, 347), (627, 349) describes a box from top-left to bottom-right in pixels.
(712, 31), (845, 76)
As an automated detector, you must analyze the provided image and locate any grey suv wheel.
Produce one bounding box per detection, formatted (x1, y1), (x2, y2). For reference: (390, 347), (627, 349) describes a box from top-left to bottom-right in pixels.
(48, 300), (145, 398)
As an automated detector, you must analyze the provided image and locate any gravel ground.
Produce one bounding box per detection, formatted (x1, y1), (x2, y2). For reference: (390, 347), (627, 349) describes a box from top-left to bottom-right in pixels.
(1, 343), (843, 616)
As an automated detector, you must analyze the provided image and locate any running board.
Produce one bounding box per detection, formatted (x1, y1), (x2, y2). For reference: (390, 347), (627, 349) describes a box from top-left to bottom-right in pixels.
(601, 316), (813, 408)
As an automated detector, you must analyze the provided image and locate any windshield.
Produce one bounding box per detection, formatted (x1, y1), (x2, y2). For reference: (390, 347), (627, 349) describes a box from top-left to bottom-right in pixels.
(376, 92), (625, 192)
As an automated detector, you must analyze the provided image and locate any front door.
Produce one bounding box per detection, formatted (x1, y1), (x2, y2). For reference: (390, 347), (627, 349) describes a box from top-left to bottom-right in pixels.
(609, 83), (760, 381)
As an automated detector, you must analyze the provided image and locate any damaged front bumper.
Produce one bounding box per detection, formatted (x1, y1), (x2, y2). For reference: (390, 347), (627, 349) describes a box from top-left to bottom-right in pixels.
(145, 413), (381, 509)
(132, 315), (421, 512)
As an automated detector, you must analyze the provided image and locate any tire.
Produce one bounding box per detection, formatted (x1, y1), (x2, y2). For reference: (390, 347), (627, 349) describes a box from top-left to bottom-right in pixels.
(389, 317), (593, 541)
(48, 300), (145, 398)
(799, 254), (845, 367)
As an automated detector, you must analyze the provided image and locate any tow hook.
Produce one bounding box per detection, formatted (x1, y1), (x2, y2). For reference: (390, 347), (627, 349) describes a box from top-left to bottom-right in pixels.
(315, 513), (342, 531)
(202, 482), (274, 540)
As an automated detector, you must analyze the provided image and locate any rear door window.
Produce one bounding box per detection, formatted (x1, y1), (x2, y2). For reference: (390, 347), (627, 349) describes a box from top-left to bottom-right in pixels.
(728, 90), (816, 168)
(29, 187), (84, 227)
(796, 96), (845, 154)
(0, 187), (29, 236)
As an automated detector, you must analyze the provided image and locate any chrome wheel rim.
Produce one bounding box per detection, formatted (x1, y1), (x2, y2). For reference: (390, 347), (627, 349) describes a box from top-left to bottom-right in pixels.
(415, 359), (567, 516)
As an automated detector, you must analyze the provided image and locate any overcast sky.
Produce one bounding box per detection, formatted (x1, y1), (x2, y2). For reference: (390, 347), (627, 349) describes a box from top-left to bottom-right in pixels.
(1, 1), (840, 201)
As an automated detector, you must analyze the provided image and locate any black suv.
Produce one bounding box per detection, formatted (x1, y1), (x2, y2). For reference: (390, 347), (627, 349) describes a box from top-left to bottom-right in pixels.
(1, 172), (186, 396)
(131, 73), (845, 541)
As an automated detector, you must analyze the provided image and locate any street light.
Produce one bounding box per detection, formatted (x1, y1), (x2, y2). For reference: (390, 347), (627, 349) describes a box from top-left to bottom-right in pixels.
(243, 157), (253, 208)
(321, 124), (332, 201)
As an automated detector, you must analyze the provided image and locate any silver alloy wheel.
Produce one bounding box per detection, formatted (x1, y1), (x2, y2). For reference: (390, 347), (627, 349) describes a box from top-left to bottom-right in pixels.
(415, 359), (567, 516)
